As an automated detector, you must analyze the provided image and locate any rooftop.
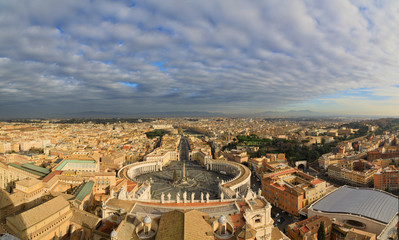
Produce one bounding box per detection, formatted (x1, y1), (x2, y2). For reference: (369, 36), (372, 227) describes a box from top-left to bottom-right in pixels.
(6, 196), (69, 230)
(346, 228), (376, 240)
(70, 208), (101, 229)
(42, 170), (62, 183)
(15, 178), (42, 188)
(8, 163), (48, 177)
(311, 186), (398, 224)
(74, 181), (94, 202)
(155, 210), (214, 240)
(21, 163), (51, 175)
(55, 159), (95, 171)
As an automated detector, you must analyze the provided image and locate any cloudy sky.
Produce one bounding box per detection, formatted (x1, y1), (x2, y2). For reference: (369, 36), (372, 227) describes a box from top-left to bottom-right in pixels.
(1, 0), (399, 118)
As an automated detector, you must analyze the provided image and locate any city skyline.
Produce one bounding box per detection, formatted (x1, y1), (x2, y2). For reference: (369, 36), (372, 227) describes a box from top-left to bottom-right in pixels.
(1, 0), (399, 118)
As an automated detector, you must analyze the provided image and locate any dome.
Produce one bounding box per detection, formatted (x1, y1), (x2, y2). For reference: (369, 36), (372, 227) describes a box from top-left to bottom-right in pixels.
(143, 216), (152, 224)
(111, 229), (117, 237)
(218, 215), (227, 224)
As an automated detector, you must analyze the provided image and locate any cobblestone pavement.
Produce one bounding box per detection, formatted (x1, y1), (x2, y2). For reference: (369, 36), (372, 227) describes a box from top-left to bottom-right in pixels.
(135, 161), (234, 200)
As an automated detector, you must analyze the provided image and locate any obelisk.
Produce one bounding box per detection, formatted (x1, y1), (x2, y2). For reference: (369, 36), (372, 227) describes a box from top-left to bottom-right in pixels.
(182, 161), (186, 179)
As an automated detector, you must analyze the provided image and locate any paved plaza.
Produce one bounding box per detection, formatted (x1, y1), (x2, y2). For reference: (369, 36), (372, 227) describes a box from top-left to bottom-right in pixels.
(135, 161), (234, 200)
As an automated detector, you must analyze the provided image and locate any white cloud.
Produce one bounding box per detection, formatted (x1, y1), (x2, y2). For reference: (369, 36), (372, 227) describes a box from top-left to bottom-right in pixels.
(0, 0), (399, 116)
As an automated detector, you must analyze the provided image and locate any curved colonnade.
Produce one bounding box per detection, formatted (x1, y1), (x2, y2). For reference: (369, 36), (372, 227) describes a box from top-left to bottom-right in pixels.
(209, 160), (251, 198)
(118, 159), (251, 201)
(118, 160), (163, 183)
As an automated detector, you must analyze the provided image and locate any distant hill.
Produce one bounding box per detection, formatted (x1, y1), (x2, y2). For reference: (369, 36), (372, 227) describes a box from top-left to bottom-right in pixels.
(362, 118), (399, 134)
(58, 111), (126, 118)
(254, 110), (328, 118)
(57, 111), (228, 118)
(10, 110), (395, 120)
(133, 111), (228, 118)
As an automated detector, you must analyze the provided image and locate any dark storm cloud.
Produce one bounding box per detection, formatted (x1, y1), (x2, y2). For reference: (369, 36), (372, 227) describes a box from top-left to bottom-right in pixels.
(0, 0), (399, 117)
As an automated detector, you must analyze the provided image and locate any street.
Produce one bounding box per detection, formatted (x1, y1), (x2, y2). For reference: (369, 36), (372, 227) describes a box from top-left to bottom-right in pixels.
(250, 170), (262, 192)
(270, 205), (305, 232)
(248, 169), (301, 232)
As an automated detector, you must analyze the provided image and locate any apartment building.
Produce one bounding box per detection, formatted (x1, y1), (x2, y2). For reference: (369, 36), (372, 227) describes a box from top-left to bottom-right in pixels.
(223, 149), (249, 163)
(144, 150), (178, 164)
(262, 167), (326, 216)
(143, 134), (180, 165)
(328, 160), (379, 186)
(374, 166), (399, 191)
(0, 142), (11, 153)
(286, 215), (332, 240)
(368, 151), (399, 161)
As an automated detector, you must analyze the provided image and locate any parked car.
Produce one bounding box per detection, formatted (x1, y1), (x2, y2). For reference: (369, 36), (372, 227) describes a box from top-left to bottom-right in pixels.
(275, 213), (280, 218)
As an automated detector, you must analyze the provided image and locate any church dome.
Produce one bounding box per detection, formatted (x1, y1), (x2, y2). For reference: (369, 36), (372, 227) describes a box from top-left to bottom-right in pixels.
(143, 216), (152, 224)
(218, 215), (227, 224)
(111, 229), (117, 237)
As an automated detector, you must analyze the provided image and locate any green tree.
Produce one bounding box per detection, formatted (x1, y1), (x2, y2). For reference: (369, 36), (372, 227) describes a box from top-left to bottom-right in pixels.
(317, 221), (326, 240)
(248, 162), (253, 170)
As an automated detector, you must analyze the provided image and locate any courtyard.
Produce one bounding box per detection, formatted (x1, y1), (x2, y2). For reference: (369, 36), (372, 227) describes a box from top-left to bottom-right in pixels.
(135, 161), (234, 200)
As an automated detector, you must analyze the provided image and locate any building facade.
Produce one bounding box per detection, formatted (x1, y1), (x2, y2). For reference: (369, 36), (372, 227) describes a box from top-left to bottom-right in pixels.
(374, 166), (399, 191)
(5, 196), (73, 240)
(328, 160), (379, 186)
(262, 167), (326, 216)
(286, 215), (332, 240)
(0, 161), (49, 191)
(308, 186), (399, 235)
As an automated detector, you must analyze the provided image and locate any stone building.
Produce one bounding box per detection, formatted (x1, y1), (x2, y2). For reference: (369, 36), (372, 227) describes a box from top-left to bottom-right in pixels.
(0, 178), (45, 222)
(101, 193), (288, 240)
(328, 160), (379, 186)
(286, 215), (332, 240)
(0, 161), (50, 192)
(374, 166), (399, 191)
(262, 167), (326, 216)
(4, 196), (73, 240)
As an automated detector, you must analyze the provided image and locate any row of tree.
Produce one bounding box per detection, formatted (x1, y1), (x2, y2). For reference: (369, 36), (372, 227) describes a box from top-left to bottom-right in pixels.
(250, 139), (337, 163)
(53, 118), (153, 124)
(223, 135), (337, 164)
(145, 129), (170, 139)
